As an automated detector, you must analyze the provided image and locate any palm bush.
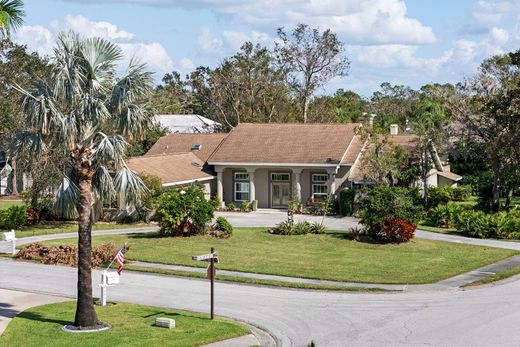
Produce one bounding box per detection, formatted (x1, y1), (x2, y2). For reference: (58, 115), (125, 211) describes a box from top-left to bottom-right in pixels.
(12, 32), (154, 328)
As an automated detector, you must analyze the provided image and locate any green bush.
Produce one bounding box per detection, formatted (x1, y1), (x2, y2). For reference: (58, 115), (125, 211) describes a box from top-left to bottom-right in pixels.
(424, 204), (465, 228)
(0, 205), (28, 229)
(454, 208), (520, 239)
(339, 189), (355, 216)
(241, 200), (251, 211)
(270, 220), (325, 235)
(156, 186), (215, 236)
(428, 186), (453, 208)
(358, 186), (423, 238)
(452, 185), (472, 201)
(214, 216), (233, 233)
(226, 203), (236, 211)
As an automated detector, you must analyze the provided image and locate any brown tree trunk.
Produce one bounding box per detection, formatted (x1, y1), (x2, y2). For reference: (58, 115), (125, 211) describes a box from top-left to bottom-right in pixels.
(303, 94), (309, 123)
(505, 187), (514, 210)
(11, 158), (18, 195)
(73, 172), (98, 327)
(492, 175), (501, 213)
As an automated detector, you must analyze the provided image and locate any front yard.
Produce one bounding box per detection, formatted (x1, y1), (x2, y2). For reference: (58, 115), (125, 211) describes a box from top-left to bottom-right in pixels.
(39, 228), (518, 284)
(0, 301), (249, 347)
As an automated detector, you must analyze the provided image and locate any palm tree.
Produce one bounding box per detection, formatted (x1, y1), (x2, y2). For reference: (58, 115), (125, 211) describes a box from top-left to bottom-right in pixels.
(0, 0), (24, 39)
(13, 31), (154, 328)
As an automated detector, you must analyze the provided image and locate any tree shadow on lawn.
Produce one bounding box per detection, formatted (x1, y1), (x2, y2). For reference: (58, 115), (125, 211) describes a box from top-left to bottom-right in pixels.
(16, 311), (70, 326)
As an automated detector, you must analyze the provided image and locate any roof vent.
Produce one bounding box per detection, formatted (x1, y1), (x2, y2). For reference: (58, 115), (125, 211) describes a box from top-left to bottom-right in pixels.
(191, 144), (201, 151)
(191, 162), (201, 168)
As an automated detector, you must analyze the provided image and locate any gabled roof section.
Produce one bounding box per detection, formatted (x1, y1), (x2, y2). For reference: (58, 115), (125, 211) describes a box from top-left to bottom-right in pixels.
(146, 133), (228, 162)
(208, 123), (361, 165)
(127, 152), (214, 186)
(341, 134), (364, 165)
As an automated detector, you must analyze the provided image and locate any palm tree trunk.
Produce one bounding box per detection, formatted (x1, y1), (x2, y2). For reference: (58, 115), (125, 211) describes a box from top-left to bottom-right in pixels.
(11, 158), (18, 195)
(74, 174), (98, 327)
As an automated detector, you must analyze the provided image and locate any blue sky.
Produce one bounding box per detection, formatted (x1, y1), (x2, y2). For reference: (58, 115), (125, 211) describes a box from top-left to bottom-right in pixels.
(16, 0), (520, 96)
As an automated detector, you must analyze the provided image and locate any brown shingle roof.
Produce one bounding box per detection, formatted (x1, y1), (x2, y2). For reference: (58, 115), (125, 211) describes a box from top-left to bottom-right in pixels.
(127, 153), (214, 186)
(146, 133), (228, 162)
(208, 123), (360, 165)
(341, 134), (364, 165)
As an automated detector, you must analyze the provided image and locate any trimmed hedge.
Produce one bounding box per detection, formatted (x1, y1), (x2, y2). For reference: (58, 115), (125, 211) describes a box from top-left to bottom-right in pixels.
(339, 189), (355, 216)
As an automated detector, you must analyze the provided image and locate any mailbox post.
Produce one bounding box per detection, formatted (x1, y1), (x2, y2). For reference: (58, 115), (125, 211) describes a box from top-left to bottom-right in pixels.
(99, 270), (120, 306)
(2, 229), (16, 255)
(192, 248), (218, 319)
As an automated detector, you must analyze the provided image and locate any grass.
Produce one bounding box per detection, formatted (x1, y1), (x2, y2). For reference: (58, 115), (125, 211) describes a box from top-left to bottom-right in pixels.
(126, 265), (391, 292)
(0, 301), (249, 347)
(417, 224), (460, 235)
(0, 200), (23, 210)
(462, 265), (520, 287)
(14, 221), (152, 238)
(38, 228), (518, 284)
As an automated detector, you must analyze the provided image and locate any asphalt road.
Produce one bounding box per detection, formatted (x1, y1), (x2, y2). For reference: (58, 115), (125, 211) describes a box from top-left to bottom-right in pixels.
(2, 258), (520, 346)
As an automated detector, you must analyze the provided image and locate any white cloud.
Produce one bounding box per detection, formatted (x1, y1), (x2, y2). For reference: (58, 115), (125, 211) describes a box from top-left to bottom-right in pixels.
(490, 27), (509, 45)
(180, 57), (195, 69)
(473, 1), (520, 24)
(197, 28), (272, 55)
(13, 25), (54, 56)
(119, 42), (174, 75)
(63, 15), (134, 41)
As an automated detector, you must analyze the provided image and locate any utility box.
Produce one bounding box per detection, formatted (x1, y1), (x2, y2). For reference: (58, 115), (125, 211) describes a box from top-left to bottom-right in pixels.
(155, 317), (176, 329)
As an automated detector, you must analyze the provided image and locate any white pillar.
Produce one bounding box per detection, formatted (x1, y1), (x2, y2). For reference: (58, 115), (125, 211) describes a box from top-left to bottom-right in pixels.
(292, 169), (302, 202)
(216, 169), (224, 208)
(327, 168), (338, 198)
(247, 169), (256, 202)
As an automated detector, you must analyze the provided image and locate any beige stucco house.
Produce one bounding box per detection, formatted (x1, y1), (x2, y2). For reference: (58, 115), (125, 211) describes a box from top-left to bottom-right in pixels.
(132, 123), (462, 209)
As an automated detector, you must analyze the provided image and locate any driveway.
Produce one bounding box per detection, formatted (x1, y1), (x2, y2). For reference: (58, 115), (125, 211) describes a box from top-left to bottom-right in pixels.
(2, 259), (520, 346)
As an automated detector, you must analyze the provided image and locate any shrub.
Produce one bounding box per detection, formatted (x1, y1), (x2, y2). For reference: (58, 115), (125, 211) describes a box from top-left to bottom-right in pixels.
(211, 216), (233, 238)
(226, 203), (236, 211)
(454, 208), (520, 239)
(0, 205), (28, 229)
(241, 200), (251, 211)
(358, 186), (423, 238)
(375, 218), (416, 243)
(270, 220), (324, 235)
(424, 204), (465, 228)
(428, 186), (453, 208)
(156, 186), (215, 236)
(452, 185), (472, 201)
(135, 173), (164, 222)
(339, 189), (356, 216)
(305, 197), (335, 215)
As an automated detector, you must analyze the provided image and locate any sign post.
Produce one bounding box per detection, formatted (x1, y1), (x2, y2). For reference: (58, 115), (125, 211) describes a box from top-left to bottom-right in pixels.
(192, 248), (218, 319)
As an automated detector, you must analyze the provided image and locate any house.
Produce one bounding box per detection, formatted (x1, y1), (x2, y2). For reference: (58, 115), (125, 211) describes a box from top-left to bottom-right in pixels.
(155, 114), (222, 133)
(131, 123), (462, 209)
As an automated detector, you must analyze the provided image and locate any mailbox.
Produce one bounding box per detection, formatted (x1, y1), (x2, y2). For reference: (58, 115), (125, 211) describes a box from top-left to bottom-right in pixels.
(2, 231), (15, 242)
(105, 272), (120, 285)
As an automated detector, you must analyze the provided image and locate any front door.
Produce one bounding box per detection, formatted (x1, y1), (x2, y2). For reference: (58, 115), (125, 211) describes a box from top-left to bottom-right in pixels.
(272, 183), (290, 208)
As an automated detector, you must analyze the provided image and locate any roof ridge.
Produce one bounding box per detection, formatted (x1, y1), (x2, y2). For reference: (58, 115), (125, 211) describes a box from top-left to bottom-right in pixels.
(130, 152), (201, 160)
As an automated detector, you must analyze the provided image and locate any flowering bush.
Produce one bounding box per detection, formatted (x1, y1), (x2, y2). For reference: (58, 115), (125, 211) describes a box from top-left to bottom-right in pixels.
(156, 186), (217, 236)
(376, 218), (416, 243)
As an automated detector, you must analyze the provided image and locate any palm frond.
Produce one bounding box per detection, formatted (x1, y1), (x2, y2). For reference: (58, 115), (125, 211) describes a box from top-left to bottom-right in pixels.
(81, 36), (122, 93)
(92, 165), (115, 204)
(53, 31), (85, 103)
(111, 58), (153, 111)
(0, 0), (24, 39)
(11, 131), (47, 158)
(116, 103), (155, 140)
(114, 165), (148, 207)
(93, 132), (127, 167)
(0, 162), (12, 178)
(54, 176), (79, 220)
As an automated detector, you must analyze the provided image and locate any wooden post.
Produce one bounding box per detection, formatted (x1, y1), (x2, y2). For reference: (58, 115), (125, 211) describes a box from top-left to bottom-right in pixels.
(210, 247), (215, 320)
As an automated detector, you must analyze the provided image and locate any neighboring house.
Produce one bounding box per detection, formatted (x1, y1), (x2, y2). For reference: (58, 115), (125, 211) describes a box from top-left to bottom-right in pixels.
(155, 114), (222, 133)
(132, 122), (462, 209)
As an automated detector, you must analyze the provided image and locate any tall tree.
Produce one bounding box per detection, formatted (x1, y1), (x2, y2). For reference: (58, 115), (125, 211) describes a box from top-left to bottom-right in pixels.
(370, 82), (418, 130)
(453, 53), (520, 212)
(308, 89), (366, 123)
(14, 31), (153, 327)
(275, 23), (350, 123)
(149, 71), (198, 114)
(0, 0), (24, 39)
(188, 42), (293, 128)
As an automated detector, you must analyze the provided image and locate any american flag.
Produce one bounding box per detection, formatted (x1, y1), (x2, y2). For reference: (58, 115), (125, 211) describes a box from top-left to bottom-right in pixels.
(115, 244), (126, 276)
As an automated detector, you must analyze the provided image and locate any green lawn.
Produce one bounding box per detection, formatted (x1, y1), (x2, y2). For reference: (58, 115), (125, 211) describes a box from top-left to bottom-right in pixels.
(15, 221), (151, 238)
(417, 224), (460, 235)
(39, 228), (518, 284)
(0, 301), (249, 347)
(0, 200), (23, 210)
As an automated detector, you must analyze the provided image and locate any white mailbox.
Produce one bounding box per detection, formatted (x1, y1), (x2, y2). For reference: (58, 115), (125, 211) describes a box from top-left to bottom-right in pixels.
(106, 272), (120, 285)
(2, 230), (15, 242)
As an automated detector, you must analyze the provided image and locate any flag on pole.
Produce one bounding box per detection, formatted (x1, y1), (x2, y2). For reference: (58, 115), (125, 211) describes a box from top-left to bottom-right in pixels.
(115, 244), (126, 276)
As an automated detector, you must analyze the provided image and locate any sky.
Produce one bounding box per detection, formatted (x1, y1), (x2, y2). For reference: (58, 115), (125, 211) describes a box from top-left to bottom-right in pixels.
(14, 0), (520, 96)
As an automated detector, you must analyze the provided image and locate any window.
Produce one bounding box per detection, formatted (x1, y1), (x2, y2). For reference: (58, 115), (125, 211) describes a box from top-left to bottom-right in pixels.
(271, 173), (290, 181)
(234, 172), (249, 181)
(312, 173), (328, 200)
(234, 172), (249, 201)
(235, 182), (250, 201)
(312, 174), (328, 182)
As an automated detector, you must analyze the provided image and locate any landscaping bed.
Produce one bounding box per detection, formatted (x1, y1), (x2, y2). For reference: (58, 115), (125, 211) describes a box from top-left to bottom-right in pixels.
(38, 228), (518, 284)
(0, 301), (249, 347)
